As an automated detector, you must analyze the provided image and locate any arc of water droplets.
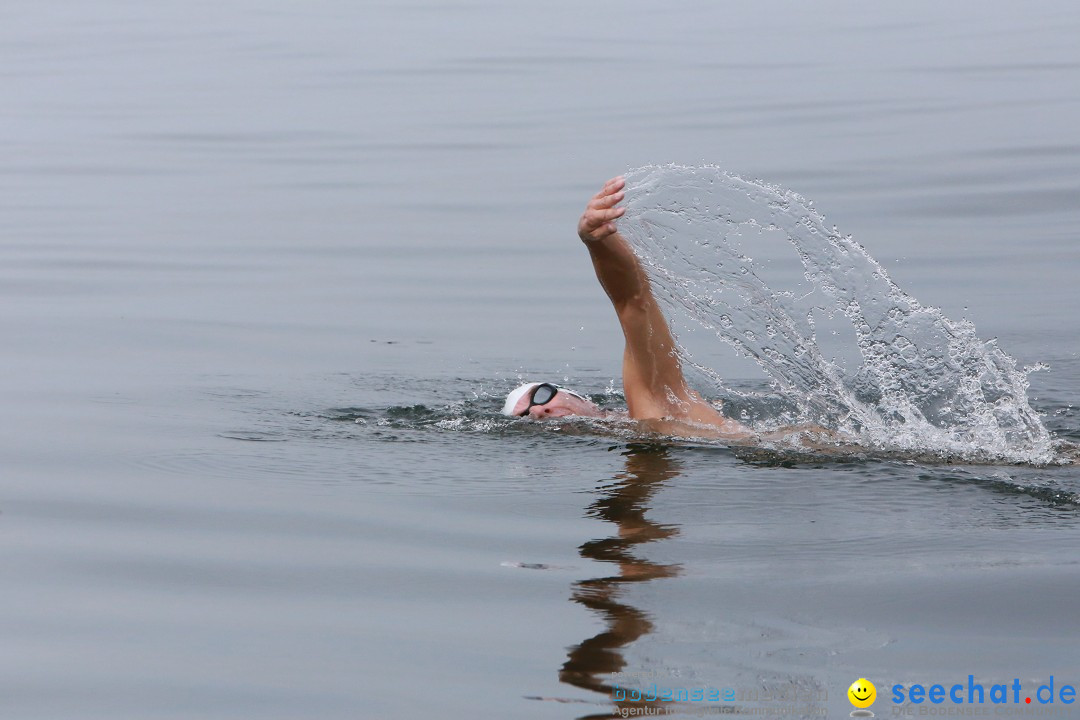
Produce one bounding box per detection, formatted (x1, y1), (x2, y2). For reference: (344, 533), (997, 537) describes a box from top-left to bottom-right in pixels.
(618, 164), (1053, 464)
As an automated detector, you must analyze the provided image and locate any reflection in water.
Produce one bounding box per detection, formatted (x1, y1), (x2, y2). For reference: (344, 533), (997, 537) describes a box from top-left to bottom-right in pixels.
(560, 444), (684, 718)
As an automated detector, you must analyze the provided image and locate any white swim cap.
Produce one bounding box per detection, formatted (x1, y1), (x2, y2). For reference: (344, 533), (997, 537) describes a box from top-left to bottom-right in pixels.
(502, 382), (590, 416)
(502, 382), (541, 416)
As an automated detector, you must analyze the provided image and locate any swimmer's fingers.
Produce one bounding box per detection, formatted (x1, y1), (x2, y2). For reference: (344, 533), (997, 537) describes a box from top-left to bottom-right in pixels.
(581, 205), (625, 233)
(579, 176), (626, 242)
(590, 189), (624, 210)
(592, 176), (625, 201)
(579, 208), (624, 241)
(590, 206), (625, 221)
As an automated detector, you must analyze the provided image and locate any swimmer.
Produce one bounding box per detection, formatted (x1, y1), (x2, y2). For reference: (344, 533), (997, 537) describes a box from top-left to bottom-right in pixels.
(503, 176), (758, 442)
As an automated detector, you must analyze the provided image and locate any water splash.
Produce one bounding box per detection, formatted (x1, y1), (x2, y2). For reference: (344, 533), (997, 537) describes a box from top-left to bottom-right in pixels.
(618, 164), (1054, 464)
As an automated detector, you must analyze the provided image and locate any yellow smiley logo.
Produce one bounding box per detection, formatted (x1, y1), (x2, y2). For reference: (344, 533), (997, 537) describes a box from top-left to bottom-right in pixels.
(848, 678), (876, 709)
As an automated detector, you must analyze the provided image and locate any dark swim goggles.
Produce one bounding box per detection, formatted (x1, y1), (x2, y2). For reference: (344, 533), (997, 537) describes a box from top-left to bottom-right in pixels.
(520, 383), (560, 416)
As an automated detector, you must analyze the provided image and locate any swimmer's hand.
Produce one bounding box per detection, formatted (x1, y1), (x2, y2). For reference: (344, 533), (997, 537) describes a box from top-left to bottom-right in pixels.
(578, 176), (626, 243)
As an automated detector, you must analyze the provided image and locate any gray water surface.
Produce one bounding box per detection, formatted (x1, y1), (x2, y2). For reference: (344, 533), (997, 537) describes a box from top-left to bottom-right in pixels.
(3, 1), (1080, 718)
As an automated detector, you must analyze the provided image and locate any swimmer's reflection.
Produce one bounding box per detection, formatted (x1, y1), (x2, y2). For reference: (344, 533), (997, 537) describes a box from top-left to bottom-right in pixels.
(560, 443), (682, 719)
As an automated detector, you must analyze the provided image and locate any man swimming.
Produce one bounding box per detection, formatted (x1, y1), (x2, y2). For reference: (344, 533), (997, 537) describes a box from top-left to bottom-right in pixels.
(503, 177), (754, 441)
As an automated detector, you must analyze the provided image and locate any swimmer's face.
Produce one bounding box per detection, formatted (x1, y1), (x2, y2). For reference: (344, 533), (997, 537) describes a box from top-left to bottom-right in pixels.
(509, 386), (603, 419)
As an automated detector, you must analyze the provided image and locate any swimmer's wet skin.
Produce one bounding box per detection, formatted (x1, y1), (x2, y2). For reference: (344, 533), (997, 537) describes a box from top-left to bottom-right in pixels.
(503, 176), (752, 441)
(503, 382), (602, 419)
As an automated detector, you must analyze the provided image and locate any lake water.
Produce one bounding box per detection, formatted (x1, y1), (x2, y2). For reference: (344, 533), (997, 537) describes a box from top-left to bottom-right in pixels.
(2, 1), (1079, 718)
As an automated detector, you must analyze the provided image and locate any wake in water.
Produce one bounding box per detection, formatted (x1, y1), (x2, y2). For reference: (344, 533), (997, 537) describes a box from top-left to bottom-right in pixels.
(618, 165), (1057, 465)
(322, 389), (1078, 504)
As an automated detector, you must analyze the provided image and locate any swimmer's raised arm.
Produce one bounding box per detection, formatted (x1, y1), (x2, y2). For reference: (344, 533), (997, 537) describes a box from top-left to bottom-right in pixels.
(579, 177), (750, 437)
(577, 177), (643, 312)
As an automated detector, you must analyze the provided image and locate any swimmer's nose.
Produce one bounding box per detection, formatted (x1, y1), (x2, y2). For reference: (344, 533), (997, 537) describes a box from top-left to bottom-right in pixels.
(527, 405), (559, 418)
